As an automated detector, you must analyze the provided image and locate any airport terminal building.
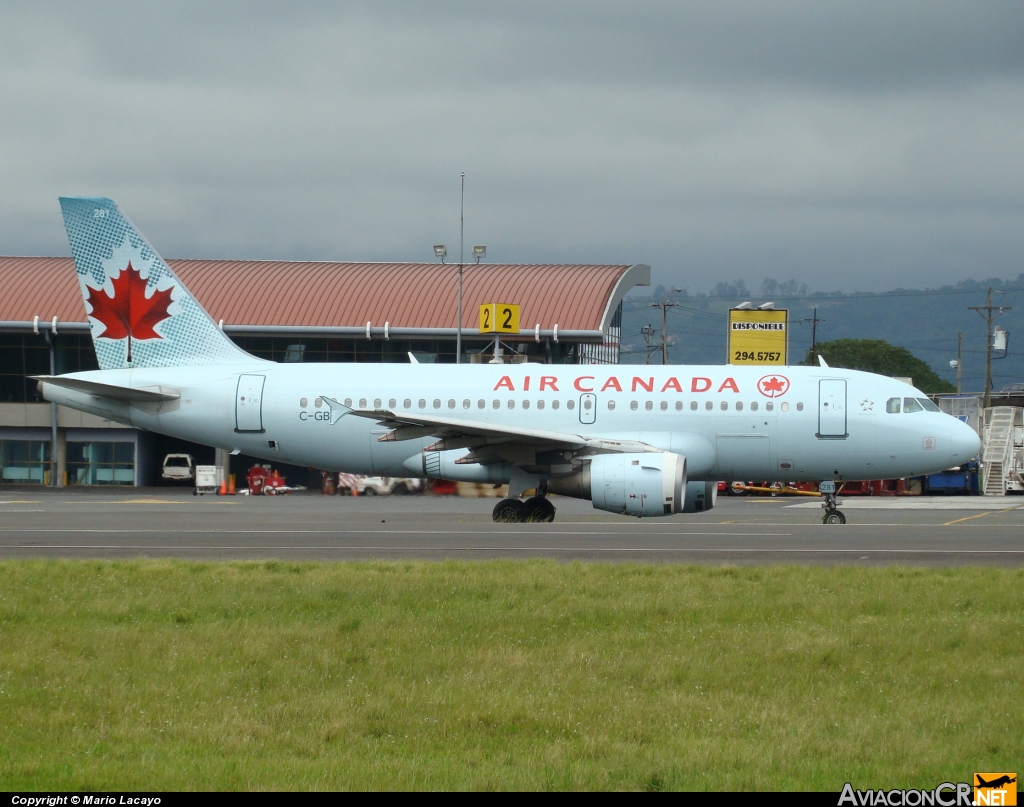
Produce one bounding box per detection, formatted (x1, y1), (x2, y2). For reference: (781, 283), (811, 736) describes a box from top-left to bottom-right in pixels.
(0, 257), (648, 486)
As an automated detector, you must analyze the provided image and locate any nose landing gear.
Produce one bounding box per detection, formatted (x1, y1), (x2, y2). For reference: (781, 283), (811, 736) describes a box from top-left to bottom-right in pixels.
(820, 481), (846, 524)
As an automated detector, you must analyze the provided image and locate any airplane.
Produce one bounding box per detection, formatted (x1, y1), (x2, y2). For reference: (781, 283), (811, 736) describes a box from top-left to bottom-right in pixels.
(36, 197), (981, 524)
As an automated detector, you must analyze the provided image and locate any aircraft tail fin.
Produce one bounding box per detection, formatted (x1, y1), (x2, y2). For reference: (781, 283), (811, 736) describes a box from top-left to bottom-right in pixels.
(58, 197), (260, 370)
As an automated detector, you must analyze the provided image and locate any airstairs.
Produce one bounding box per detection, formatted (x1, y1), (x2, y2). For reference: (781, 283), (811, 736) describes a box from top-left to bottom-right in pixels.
(982, 406), (1016, 496)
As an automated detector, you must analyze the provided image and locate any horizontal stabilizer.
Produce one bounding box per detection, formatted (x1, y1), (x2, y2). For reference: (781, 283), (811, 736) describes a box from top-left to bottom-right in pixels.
(33, 376), (181, 402)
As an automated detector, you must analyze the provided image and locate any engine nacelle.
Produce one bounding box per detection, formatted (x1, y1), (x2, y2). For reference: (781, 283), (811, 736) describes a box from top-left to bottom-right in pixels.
(589, 452), (686, 517)
(681, 480), (717, 513)
(402, 449), (510, 483)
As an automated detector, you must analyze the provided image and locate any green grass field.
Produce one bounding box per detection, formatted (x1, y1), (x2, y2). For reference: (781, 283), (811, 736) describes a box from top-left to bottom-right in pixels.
(0, 560), (1020, 790)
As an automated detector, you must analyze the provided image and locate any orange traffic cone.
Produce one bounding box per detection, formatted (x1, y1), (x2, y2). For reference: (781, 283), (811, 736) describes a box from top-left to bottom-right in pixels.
(218, 478), (227, 495)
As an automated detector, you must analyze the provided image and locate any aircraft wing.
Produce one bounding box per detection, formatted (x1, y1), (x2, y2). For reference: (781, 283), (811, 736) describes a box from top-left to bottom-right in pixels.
(342, 405), (659, 455)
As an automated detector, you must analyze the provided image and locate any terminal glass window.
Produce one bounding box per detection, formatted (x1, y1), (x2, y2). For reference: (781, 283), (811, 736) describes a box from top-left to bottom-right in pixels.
(67, 441), (134, 486)
(0, 440), (50, 484)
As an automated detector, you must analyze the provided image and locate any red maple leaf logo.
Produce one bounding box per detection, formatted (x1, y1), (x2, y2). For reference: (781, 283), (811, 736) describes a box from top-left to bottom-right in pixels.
(84, 262), (173, 362)
(757, 374), (790, 398)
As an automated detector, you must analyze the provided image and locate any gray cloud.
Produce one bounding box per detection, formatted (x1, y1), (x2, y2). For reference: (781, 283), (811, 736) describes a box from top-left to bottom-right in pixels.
(0, 1), (1021, 293)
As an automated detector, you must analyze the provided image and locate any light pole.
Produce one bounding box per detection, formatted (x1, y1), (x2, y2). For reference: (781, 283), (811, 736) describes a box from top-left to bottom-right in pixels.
(435, 174), (487, 364)
(458, 172), (464, 364)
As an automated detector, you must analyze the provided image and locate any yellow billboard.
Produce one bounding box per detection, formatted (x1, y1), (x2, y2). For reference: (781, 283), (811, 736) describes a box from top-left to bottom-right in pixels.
(728, 308), (787, 365)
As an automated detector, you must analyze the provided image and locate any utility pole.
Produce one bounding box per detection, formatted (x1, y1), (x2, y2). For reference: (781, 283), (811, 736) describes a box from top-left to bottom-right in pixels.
(649, 288), (682, 364)
(457, 172), (464, 365)
(969, 288), (1011, 409)
(811, 307), (819, 365)
(640, 325), (657, 365)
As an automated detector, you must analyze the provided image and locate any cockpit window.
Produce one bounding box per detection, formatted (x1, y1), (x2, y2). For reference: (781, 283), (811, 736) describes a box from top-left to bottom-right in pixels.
(886, 397), (901, 413)
(903, 397), (924, 413)
(918, 397), (940, 412)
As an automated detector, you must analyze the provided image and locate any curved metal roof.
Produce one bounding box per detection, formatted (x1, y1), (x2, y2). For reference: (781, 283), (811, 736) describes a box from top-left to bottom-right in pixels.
(0, 257), (648, 337)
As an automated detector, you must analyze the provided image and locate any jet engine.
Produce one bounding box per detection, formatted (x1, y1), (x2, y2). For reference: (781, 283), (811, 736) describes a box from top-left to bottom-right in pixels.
(681, 480), (717, 513)
(549, 452), (686, 517)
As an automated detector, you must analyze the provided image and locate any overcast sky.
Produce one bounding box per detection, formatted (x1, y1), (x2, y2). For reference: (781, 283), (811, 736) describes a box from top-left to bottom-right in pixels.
(1, 1), (1021, 294)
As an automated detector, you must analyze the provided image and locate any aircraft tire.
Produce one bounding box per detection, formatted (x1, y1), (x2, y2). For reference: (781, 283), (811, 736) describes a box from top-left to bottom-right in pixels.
(822, 511), (846, 525)
(493, 498), (527, 523)
(522, 496), (556, 523)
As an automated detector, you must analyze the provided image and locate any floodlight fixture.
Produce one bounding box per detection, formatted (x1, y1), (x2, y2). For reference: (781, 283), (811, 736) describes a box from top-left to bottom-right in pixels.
(758, 301), (775, 309)
(434, 244), (447, 262)
(734, 301), (753, 310)
(473, 245), (486, 263)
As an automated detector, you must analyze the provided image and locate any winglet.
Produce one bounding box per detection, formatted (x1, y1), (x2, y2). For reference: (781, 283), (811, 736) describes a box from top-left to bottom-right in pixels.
(408, 352), (419, 364)
(818, 355), (829, 368)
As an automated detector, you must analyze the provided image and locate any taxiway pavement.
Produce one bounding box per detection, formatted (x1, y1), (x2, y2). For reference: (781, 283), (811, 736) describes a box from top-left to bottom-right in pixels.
(1, 488), (1023, 565)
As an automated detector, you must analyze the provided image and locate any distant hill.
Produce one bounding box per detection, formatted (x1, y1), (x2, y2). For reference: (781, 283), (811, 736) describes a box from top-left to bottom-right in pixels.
(620, 276), (1024, 393)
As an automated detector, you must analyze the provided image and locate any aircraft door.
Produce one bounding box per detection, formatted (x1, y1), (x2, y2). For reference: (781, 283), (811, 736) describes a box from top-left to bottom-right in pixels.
(235, 374), (266, 432)
(818, 379), (847, 438)
(579, 393), (596, 425)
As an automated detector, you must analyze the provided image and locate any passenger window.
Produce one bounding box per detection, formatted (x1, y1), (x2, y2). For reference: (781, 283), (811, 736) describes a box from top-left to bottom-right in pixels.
(781, 402), (790, 412)
(736, 401), (743, 411)
(567, 400), (575, 410)
(493, 400), (500, 409)
(447, 399), (455, 409)
(886, 397), (901, 413)
(404, 398), (411, 409)
(796, 402), (803, 411)
(508, 400), (515, 409)
(359, 398), (367, 408)
(389, 398), (397, 408)
(463, 399), (470, 409)
(300, 397), (308, 408)
(583, 399), (592, 411)
(630, 401), (638, 411)
(765, 402), (773, 412)
(552, 400), (560, 410)
(433, 399), (441, 409)
(645, 401), (653, 411)
(315, 397), (322, 408)
(344, 398), (352, 407)
(720, 401), (728, 411)
(608, 400), (615, 410)
(523, 400), (530, 409)
(660, 401), (668, 411)
(676, 401), (683, 411)
(903, 397), (924, 413)
(690, 401), (698, 411)
(538, 400), (545, 410)
(918, 398), (940, 412)
(750, 401), (758, 411)
(478, 399), (485, 409)
(374, 398), (381, 408)
(418, 399), (426, 409)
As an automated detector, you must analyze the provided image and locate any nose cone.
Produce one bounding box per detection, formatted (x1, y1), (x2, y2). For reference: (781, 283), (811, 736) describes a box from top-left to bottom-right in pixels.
(949, 418), (981, 465)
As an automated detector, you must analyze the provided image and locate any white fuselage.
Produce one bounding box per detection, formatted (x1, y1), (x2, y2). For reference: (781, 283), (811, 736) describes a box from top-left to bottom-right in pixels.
(42, 362), (980, 484)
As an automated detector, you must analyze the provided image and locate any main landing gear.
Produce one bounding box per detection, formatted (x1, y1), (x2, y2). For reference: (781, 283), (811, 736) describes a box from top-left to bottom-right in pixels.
(492, 483), (556, 523)
(820, 483), (846, 525)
